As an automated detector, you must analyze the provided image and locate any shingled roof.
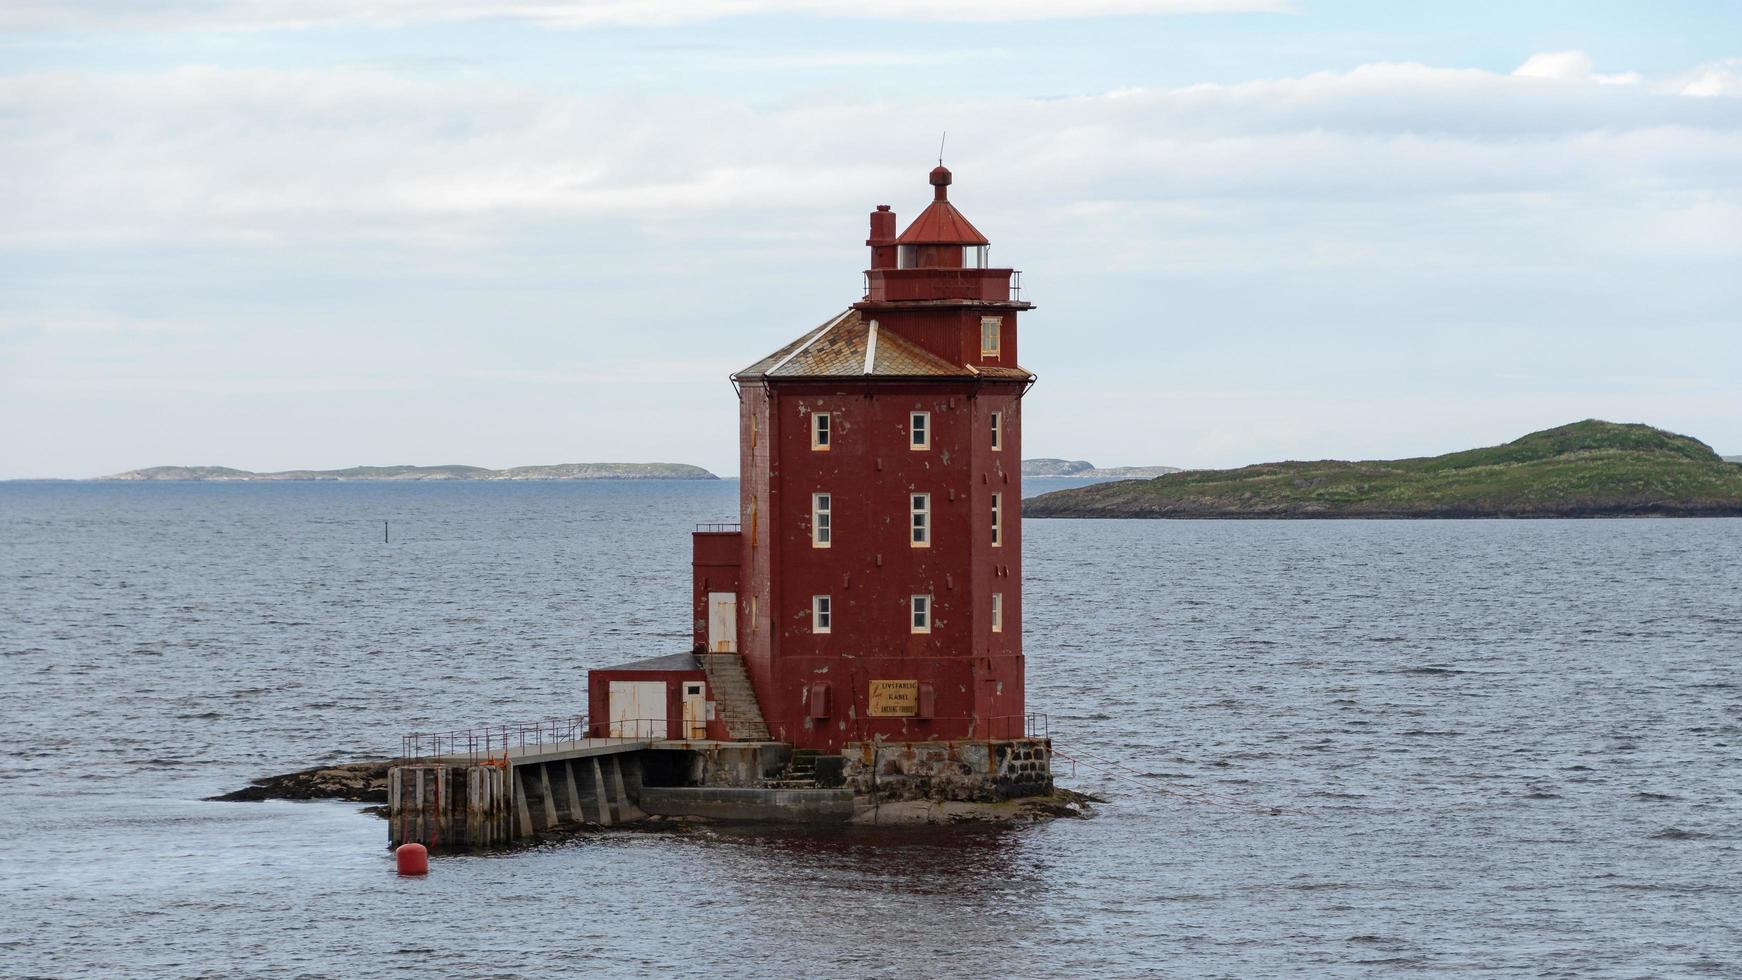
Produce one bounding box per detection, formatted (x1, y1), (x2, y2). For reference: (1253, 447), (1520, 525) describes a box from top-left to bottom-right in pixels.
(734, 309), (1033, 382)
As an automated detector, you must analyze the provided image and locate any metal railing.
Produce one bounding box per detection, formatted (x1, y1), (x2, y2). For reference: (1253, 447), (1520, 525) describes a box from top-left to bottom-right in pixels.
(401, 715), (685, 763)
(401, 711), (1050, 762)
(695, 522), (741, 533)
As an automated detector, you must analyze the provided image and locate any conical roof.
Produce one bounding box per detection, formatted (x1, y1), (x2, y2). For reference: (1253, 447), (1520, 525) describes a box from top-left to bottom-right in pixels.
(893, 166), (989, 245)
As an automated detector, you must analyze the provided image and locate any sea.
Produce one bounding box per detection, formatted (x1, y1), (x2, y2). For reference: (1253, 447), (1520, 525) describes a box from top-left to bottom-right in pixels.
(2, 479), (1739, 978)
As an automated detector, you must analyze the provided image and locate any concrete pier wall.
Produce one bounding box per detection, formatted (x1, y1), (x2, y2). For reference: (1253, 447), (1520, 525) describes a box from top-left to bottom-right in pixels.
(640, 786), (853, 823)
(389, 737), (1051, 850)
(390, 751), (644, 851)
(389, 764), (511, 851)
(649, 742), (790, 787)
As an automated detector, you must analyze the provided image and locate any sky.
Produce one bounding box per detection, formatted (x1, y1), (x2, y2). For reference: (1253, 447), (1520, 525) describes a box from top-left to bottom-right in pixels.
(1, 0), (1738, 479)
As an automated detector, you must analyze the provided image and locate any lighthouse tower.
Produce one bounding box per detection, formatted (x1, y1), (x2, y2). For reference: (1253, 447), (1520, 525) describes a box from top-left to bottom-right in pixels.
(585, 165), (1051, 800)
(723, 164), (1036, 754)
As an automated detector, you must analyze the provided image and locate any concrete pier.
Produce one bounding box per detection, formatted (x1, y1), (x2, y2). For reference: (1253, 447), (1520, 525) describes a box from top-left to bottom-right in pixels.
(388, 739), (790, 850)
(388, 736), (1053, 850)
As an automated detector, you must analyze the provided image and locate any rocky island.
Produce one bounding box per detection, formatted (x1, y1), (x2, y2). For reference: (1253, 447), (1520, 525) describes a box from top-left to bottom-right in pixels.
(101, 462), (717, 481)
(1026, 420), (1742, 519)
(1023, 458), (1181, 478)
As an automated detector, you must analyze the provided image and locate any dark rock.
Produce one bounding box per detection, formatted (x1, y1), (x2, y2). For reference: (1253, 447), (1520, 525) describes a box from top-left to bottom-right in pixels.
(207, 759), (394, 804)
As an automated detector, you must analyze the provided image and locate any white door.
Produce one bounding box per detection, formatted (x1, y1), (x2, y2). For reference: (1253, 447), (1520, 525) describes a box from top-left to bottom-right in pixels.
(681, 682), (707, 739)
(608, 680), (668, 738)
(707, 593), (737, 653)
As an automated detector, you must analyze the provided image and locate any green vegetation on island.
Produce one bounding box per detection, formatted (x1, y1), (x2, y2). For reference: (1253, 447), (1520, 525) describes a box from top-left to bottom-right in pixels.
(102, 463), (717, 481)
(1023, 458), (1181, 478)
(1025, 420), (1742, 519)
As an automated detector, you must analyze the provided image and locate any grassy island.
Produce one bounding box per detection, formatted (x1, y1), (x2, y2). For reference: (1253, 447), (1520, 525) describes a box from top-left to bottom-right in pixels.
(1025, 420), (1742, 519)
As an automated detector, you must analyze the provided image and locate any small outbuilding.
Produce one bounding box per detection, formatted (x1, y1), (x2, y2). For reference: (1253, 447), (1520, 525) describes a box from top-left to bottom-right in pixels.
(585, 652), (717, 741)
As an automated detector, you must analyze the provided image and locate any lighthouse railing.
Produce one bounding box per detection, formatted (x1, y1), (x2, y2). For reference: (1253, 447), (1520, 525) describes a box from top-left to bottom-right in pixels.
(400, 714), (671, 763)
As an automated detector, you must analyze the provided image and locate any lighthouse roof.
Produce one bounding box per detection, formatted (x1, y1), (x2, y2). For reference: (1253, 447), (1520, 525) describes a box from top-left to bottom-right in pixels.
(894, 201), (989, 246)
(735, 309), (1032, 381)
(892, 165), (990, 246)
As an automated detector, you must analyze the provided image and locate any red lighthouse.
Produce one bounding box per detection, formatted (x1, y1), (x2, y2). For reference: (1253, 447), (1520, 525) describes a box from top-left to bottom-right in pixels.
(728, 163), (1034, 750)
(589, 166), (1049, 801)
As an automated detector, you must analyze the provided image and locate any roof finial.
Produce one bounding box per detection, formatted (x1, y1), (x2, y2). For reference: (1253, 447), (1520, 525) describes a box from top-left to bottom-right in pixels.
(929, 133), (953, 202)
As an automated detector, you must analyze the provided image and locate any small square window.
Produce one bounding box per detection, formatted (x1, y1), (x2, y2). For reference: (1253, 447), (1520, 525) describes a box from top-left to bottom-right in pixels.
(812, 493), (831, 548)
(812, 411), (830, 451)
(990, 411), (1002, 452)
(991, 492), (1002, 548)
(980, 316), (1001, 358)
(992, 592), (1003, 633)
(812, 595), (832, 634)
(911, 594), (932, 634)
(910, 411), (930, 450)
(911, 493), (930, 547)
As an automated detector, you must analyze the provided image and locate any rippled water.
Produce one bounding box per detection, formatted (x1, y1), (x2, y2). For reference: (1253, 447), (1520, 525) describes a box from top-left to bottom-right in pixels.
(3, 481), (1740, 977)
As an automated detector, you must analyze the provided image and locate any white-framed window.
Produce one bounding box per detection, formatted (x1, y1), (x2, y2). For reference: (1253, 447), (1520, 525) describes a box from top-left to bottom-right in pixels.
(910, 411), (930, 450)
(911, 493), (930, 547)
(990, 411), (1002, 452)
(812, 411), (830, 451)
(992, 592), (1003, 633)
(911, 595), (932, 634)
(812, 493), (831, 548)
(812, 595), (831, 634)
(991, 492), (1002, 548)
(980, 316), (1001, 357)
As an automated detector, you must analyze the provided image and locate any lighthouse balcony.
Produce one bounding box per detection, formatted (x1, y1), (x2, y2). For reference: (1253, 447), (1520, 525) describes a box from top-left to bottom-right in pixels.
(862, 267), (1025, 304)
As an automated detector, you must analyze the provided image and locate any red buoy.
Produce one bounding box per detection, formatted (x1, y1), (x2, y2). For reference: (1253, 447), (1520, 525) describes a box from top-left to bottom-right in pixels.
(395, 843), (429, 876)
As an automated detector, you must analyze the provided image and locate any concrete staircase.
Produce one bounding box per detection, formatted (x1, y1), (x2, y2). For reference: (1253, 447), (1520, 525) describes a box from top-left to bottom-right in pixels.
(764, 748), (820, 789)
(701, 654), (771, 741)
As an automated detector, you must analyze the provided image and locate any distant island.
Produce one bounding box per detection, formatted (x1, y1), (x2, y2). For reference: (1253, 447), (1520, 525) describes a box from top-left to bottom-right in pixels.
(1727, 455), (1741, 464)
(1023, 458), (1181, 478)
(100, 463), (717, 481)
(1025, 420), (1742, 519)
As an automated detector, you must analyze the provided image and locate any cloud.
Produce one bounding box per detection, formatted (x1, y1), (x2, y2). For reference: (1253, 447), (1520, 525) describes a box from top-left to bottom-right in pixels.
(1674, 58), (1742, 97)
(0, 312), (209, 337)
(3, 57), (1739, 252)
(0, 0), (1292, 31)
(3, 49), (1740, 477)
(1512, 50), (1641, 86)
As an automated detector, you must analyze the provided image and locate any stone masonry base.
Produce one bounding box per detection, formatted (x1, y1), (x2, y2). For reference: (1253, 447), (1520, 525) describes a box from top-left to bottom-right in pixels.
(842, 738), (1053, 803)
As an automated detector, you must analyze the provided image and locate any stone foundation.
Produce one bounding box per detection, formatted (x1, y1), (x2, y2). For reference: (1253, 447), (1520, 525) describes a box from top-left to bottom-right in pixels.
(842, 738), (1052, 803)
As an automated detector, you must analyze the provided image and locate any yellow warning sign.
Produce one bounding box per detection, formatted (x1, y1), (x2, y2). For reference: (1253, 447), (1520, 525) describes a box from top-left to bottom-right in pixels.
(868, 680), (919, 717)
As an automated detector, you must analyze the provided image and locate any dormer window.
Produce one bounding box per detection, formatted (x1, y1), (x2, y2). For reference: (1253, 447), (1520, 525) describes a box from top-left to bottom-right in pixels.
(980, 317), (1001, 358)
